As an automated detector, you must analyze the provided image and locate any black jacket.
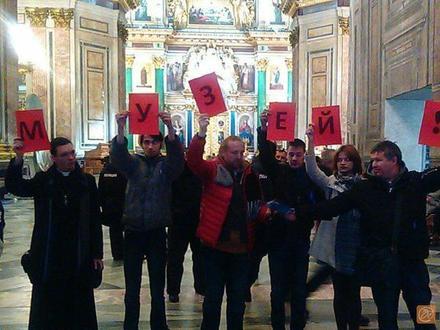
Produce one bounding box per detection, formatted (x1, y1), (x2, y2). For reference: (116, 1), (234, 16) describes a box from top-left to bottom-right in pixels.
(297, 166), (440, 260)
(98, 162), (127, 226)
(257, 128), (323, 240)
(171, 162), (202, 226)
(5, 159), (103, 286)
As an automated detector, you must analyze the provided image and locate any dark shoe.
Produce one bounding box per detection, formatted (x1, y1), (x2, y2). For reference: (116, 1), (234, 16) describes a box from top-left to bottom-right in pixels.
(245, 289), (252, 302)
(168, 294), (179, 303)
(359, 314), (370, 326)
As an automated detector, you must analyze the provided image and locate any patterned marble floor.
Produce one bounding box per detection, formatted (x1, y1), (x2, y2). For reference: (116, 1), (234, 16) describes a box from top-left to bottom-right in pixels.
(1, 199), (439, 329)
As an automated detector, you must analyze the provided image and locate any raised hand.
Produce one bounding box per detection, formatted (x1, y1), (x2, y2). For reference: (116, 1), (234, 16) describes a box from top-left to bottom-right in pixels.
(198, 114), (210, 138)
(12, 138), (25, 162)
(260, 111), (269, 131)
(115, 111), (129, 131)
(158, 112), (173, 129)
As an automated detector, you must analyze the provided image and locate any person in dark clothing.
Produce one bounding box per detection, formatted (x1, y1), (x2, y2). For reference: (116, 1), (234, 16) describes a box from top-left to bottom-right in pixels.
(166, 161), (205, 302)
(98, 154), (127, 261)
(112, 111), (184, 330)
(245, 154), (275, 302)
(187, 114), (271, 330)
(6, 137), (103, 330)
(258, 112), (323, 330)
(294, 141), (440, 330)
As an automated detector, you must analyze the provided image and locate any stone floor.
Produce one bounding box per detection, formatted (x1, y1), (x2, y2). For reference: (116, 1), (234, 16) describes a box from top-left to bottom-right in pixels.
(0, 199), (440, 329)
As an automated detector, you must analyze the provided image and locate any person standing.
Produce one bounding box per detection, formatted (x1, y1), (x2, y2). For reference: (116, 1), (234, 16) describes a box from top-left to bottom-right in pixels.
(166, 160), (205, 302)
(112, 111), (184, 330)
(295, 141), (440, 330)
(187, 114), (269, 330)
(98, 153), (127, 261)
(305, 126), (363, 329)
(258, 112), (323, 330)
(6, 137), (103, 329)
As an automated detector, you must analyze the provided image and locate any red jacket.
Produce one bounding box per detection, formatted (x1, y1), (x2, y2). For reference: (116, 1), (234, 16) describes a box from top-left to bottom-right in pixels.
(187, 135), (268, 251)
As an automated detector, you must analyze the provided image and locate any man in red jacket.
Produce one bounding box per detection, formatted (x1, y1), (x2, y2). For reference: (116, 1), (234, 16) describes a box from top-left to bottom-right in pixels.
(187, 114), (268, 330)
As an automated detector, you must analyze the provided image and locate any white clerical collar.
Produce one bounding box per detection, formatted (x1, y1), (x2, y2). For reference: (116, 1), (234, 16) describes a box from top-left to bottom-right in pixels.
(57, 168), (71, 176)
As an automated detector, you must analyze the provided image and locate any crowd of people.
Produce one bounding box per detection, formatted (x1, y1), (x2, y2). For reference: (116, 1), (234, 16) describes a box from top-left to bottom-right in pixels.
(4, 110), (440, 330)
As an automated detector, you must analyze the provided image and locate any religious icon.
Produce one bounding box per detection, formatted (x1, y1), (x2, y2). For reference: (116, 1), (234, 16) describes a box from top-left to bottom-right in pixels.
(238, 63), (255, 93)
(171, 113), (186, 146)
(135, 0), (151, 21)
(238, 114), (254, 146)
(270, 66), (284, 90)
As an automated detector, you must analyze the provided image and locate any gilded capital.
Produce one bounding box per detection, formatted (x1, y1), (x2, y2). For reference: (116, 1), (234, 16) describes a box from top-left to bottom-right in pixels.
(25, 7), (50, 28)
(153, 56), (166, 69)
(126, 55), (135, 68)
(118, 21), (129, 44)
(256, 58), (269, 71)
(285, 58), (293, 71)
(49, 8), (74, 29)
(289, 27), (299, 47)
(338, 17), (349, 35)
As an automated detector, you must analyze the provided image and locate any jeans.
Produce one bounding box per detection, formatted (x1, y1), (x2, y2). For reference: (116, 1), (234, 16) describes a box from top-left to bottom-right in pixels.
(201, 246), (250, 330)
(372, 257), (435, 330)
(269, 237), (310, 330)
(332, 272), (361, 330)
(166, 224), (205, 295)
(123, 229), (168, 330)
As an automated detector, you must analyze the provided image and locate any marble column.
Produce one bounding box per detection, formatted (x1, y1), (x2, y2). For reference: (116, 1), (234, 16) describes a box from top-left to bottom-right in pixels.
(25, 8), (49, 128)
(0, 0), (18, 143)
(286, 58), (293, 102)
(339, 16), (350, 143)
(256, 58), (268, 119)
(51, 8), (74, 139)
(125, 55), (135, 149)
(153, 56), (166, 134)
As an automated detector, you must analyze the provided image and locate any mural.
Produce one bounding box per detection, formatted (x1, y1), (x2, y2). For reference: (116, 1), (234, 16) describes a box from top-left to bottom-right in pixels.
(171, 113), (186, 146)
(188, 0), (234, 25)
(271, 0), (284, 24)
(135, 0), (151, 21)
(237, 63), (255, 93)
(237, 113), (254, 147)
(269, 65), (283, 90)
(166, 61), (185, 92)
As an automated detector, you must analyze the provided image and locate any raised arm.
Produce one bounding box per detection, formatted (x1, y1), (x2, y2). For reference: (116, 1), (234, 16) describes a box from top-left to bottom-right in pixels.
(160, 112), (184, 180)
(187, 114), (216, 181)
(110, 111), (136, 175)
(257, 111), (278, 179)
(5, 138), (37, 197)
(305, 125), (332, 190)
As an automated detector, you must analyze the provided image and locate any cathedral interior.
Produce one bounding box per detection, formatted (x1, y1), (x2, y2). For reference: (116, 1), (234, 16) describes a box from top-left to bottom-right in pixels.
(0, 0), (440, 328)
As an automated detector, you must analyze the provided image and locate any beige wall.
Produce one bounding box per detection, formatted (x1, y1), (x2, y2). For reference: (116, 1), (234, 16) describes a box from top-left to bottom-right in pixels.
(350, 0), (439, 164)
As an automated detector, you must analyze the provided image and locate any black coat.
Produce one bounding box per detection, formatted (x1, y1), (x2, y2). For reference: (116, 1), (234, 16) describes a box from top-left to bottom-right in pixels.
(5, 159), (103, 286)
(257, 128), (323, 240)
(297, 166), (440, 260)
(171, 162), (202, 226)
(98, 162), (127, 226)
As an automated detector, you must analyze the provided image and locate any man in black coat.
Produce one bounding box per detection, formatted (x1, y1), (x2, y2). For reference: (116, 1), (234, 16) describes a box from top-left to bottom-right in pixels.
(258, 112), (323, 330)
(295, 141), (440, 330)
(166, 160), (205, 302)
(6, 137), (103, 330)
(98, 154), (127, 261)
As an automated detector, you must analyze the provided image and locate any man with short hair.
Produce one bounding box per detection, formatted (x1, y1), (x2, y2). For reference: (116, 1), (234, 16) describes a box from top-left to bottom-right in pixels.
(6, 137), (103, 329)
(295, 140), (440, 329)
(258, 112), (323, 330)
(112, 111), (184, 330)
(188, 114), (269, 329)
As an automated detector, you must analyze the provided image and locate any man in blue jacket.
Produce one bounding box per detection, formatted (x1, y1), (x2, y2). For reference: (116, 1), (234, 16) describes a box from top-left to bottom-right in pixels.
(112, 111), (184, 330)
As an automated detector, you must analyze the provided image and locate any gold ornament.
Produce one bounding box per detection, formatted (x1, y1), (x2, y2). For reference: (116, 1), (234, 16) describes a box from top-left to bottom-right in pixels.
(153, 56), (166, 69)
(338, 17), (349, 35)
(25, 7), (50, 27)
(49, 8), (74, 29)
(256, 58), (269, 71)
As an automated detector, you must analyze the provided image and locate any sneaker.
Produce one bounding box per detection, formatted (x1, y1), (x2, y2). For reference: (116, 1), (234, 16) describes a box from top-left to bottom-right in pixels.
(359, 314), (370, 326)
(168, 294), (179, 303)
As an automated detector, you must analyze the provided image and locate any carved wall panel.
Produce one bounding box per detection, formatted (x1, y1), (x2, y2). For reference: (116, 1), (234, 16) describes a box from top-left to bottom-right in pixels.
(307, 51), (332, 117)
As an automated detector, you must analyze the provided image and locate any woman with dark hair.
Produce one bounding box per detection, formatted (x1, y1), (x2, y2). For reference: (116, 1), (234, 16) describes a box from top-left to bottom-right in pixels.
(305, 126), (363, 330)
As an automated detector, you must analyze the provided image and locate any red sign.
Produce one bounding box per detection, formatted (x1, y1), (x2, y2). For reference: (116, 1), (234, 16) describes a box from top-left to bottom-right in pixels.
(267, 102), (296, 141)
(128, 93), (159, 135)
(15, 110), (50, 153)
(312, 105), (342, 146)
(419, 100), (440, 147)
(189, 72), (227, 117)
